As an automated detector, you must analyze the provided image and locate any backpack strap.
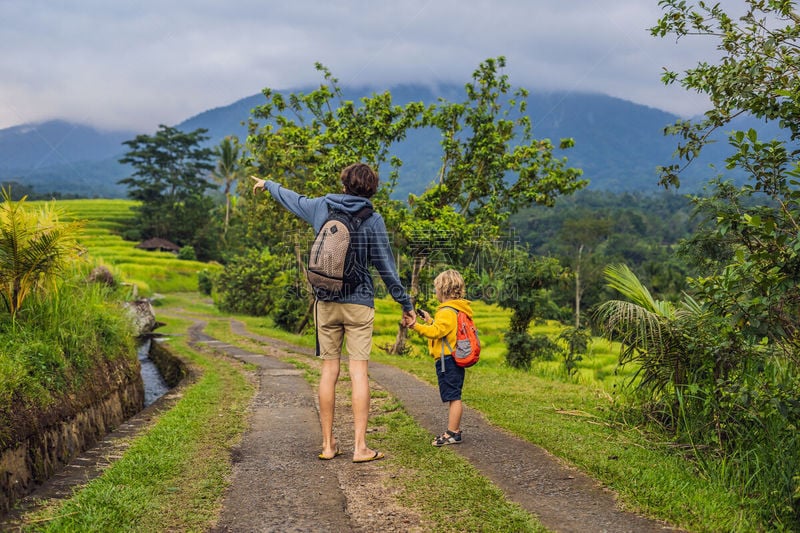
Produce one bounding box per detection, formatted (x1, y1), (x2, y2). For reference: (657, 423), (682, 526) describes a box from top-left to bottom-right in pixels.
(329, 204), (373, 225)
(354, 206), (374, 221)
(439, 306), (458, 373)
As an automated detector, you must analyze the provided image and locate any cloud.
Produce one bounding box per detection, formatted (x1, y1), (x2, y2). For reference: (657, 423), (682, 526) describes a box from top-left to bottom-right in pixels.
(0, 0), (715, 132)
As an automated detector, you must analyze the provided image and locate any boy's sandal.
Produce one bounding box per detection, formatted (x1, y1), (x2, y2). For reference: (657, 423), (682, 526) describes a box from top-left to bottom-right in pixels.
(432, 430), (462, 446)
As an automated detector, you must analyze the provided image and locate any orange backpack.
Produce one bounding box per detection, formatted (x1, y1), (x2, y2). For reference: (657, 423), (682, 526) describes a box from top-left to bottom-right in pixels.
(441, 306), (481, 369)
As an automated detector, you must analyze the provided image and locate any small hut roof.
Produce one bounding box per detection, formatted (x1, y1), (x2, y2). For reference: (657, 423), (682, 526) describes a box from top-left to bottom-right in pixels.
(136, 237), (181, 252)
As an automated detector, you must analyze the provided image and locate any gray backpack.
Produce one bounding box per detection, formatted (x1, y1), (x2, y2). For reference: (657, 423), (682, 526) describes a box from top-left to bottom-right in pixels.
(307, 205), (373, 294)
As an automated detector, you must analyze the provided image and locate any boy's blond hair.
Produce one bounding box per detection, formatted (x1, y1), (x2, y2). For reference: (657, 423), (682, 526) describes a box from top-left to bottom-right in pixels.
(434, 269), (466, 300)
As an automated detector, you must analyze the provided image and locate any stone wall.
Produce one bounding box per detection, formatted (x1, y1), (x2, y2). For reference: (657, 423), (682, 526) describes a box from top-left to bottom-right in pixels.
(0, 358), (144, 515)
(148, 339), (187, 388)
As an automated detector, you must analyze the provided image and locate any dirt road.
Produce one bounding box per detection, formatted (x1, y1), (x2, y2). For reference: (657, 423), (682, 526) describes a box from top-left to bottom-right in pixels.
(209, 319), (679, 533)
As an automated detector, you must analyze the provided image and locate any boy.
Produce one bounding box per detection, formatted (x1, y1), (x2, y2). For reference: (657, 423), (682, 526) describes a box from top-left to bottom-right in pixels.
(411, 269), (472, 446)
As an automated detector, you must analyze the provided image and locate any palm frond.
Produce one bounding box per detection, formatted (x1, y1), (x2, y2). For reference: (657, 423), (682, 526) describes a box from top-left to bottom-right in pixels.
(603, 264), (676, 318)
(595, 299), (665, 357)
(595, 265), (693, 395)
(0, 191), (83, 317)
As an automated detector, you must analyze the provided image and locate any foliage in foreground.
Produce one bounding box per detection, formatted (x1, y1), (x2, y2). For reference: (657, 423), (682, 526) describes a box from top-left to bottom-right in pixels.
(0, 189), (83, 319)
(0, 267), (138, 447)
(641, 1), (800, 526)
(596, 264), (800, 528)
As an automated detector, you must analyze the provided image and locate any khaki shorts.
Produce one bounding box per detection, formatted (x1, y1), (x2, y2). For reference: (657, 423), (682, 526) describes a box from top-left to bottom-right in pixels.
(315, 301), (375, 361)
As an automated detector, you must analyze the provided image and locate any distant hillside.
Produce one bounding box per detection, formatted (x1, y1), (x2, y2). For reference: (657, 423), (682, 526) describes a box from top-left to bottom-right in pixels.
(0, 86), (783, 198)
(0, 120), (136, 197)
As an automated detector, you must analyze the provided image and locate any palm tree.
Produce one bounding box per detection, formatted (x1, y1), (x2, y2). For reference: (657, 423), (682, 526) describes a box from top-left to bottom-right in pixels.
(593, 264), (701, 395)
(212, 136), (243, 236)
(0, 189), (83, 320)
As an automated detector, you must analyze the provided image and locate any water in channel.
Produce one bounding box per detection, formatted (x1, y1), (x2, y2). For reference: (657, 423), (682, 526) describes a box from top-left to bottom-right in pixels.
(137, 338), (170, 407)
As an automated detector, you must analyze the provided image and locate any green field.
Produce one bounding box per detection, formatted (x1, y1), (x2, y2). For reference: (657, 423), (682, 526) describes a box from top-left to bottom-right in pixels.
(39, 198), (218, 294)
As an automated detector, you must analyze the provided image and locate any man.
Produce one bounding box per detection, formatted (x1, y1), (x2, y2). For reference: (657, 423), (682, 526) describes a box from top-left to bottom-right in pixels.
(251, 163), (415, 463)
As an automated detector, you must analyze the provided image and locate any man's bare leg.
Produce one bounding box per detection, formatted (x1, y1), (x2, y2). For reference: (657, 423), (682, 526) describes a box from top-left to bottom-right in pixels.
(349, 359), (381, 461)
(319, 359), (340, 458)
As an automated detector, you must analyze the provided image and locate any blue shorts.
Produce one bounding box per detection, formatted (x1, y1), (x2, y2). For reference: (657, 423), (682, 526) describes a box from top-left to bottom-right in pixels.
(435, 356), (465, 402)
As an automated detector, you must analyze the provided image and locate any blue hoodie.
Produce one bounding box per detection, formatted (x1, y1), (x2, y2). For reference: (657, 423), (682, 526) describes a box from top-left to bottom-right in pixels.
(264, 180), (412, 312)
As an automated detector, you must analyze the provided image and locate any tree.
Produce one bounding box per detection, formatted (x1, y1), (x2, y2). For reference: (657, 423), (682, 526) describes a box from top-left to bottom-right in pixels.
(558, 217), (612, 327)
(614, 4), (800, 523)
(119, 125), (216, 254)
(212, 136), (244, 237)
(235, 58), (586, 348)
(652, 0), (800, 357)
(496, 249), (565, 369)
(388, 56), (586, 353)
(0, 189), (83, 320)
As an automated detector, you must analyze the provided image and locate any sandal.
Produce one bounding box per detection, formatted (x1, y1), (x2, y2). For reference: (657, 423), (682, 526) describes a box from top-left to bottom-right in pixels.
(432, 429), (462, 447)
(353, 450), (385, 463)
(318, 447), (342, 460)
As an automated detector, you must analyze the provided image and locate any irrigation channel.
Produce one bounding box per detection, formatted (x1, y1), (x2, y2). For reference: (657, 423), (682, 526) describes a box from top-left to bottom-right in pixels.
(137, 338), (170, 406)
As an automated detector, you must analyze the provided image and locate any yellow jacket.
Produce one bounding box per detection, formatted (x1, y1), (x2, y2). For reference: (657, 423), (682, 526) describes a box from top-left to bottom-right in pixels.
(411, 299), (474, 360)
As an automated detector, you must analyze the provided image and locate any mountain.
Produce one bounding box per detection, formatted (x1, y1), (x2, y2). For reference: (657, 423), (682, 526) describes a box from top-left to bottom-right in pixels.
(0, 86), (780, 198)
(0, 120), (137, 197)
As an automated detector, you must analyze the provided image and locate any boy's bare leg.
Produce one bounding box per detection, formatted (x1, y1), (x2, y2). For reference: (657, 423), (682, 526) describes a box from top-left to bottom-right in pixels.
(319, 359), (340, 457)
(349, 359), (377, 460)
(448, 399), (463, 433)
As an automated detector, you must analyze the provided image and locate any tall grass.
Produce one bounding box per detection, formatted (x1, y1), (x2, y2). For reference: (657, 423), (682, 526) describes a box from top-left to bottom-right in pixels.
(672, 357), (800, 529)
(0, 266), (137, 447)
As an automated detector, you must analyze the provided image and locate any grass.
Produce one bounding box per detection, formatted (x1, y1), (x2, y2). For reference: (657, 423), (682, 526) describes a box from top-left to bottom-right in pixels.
(369, 408), (545, 532)
(140, 295), (767, 530)
(172, 298), (546, 532)
(0, 273), (138, 447)
(12, 288), (764, 531)
(22, 313), (254, 532)
(165, 293), (765, 530)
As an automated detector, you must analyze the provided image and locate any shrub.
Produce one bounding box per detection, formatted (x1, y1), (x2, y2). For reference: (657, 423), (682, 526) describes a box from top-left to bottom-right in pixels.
(505, 332), (560, 369)
(177, 245), (196, 261)
(269, 271), (310, 332)
(120, 228), (141, 242)
(197, 269), (215, 296)
(558, 327), (590, 377)
(213, 248), (287, 316)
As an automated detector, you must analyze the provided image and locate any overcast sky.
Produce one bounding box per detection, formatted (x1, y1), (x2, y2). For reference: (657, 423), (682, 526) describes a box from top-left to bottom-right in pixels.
(0, 0), (720, 133)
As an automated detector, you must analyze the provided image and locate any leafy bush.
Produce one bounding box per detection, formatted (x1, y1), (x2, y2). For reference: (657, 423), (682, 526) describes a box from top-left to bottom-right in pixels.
(197, 269), (215, 296)
(178, 245), (197, 261)
(558, 327), (590, 377)
(504, 332), (560, 370)
(120, 228), (141, 242)
(213, 249), (287, 316)
(269, 271), (310, 332)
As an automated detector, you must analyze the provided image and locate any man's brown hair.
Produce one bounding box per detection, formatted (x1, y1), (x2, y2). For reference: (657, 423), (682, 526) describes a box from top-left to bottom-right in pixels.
(340, 163), (379, 198)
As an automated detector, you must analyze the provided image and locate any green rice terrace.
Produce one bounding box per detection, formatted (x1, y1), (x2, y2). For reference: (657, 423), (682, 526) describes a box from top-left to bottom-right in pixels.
(55, 199), (217, 294)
